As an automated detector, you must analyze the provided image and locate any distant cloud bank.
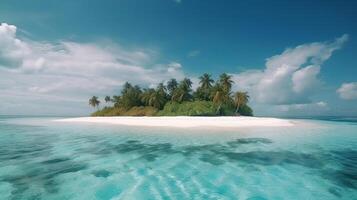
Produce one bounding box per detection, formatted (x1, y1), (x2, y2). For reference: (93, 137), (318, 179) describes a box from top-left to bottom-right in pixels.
(0, 22), (352, 115)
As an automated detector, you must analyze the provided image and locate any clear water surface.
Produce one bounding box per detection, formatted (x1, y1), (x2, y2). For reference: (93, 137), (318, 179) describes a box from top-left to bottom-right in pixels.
(0, 116), (356, 200)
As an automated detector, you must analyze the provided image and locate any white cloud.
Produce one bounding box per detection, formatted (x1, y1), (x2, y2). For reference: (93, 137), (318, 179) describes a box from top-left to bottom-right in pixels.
(0, 22), (351, 116)
(337, 82), (357, 100)
(292, 65), (321, 93)
(277, 101), (328, 113)
(167, 62), (182, 73)
(232, 34), (348, 105)
(0, 23), (186, 115)
(231, 70), (263, 91)
(0, 23), (31, 68)
(316, 101), (327, 107)
(188, 50), (200, 57)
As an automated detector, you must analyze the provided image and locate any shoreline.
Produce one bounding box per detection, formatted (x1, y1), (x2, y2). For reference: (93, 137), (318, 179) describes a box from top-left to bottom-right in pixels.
(55, 116), (295, 128)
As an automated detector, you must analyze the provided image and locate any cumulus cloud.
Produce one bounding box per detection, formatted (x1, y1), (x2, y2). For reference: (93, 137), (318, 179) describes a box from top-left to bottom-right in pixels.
(0, 23), (30, 68)
(232, 34), (348, 105)
(337, 82), (357, 100)
(292, 65), (321, 93)
(0, 23), (186, 115)
(0, 22), (350, 116)
(167, 62), (182, 73)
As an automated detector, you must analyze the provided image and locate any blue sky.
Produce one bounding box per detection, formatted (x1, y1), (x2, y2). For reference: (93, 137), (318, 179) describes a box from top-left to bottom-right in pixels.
(0, 0), (356, 116)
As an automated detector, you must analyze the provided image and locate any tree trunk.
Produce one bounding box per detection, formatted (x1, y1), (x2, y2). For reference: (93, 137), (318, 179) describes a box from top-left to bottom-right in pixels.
(235, 103), (240, 114)
(216, 104), (222, 115)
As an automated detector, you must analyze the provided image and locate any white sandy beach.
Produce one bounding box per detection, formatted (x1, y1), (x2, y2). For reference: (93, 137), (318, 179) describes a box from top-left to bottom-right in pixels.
(55, 116), (295, 128)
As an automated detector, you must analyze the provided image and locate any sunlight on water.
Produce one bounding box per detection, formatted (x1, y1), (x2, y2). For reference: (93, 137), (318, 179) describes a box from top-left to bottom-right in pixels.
(0, 116), (356, 199)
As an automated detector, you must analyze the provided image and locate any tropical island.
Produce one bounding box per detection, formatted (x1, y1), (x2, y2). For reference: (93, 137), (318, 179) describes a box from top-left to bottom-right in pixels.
(89, 73), (253, 117)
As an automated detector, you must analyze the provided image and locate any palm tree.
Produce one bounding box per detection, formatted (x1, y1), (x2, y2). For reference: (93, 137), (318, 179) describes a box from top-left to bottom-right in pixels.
(182, 78), (193, 90)
(148, 90), (166, 109)
(211, 84), (225, 114)
(171, 88), (184, 102)
(167, 78), (178, 97)
(234, 91), (249, 114)
(219, 73), (234, 93)
(112, 95), (121, 107)
(172, 78), (193, 102)
(120, 84), (142, 109)
(89, 96), (100, 110)
(212, 90), (225, 115)
(121, 82), (132, 94)
(104, 96), (111, 103)
(141, 88), (155, 106)
(210, 82), (234, 114)
(196, 73), (214, 100)
(199, 73), (214, 89)
(157, 82), (168, 100)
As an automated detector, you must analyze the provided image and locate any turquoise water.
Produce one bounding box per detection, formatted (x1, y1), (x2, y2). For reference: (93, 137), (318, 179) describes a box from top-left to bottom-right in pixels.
(0, 116), (356, 200)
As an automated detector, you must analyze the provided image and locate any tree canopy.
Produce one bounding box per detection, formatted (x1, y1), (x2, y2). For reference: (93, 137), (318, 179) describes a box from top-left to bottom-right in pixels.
(89, 96), (100, 109)
(90, 73), (253, 116)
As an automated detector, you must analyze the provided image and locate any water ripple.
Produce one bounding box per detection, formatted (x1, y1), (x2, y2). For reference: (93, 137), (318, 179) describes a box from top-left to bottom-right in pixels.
(1, 120), (357, 199)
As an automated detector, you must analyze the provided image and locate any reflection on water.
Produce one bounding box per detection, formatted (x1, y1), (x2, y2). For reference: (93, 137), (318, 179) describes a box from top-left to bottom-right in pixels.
(0, 117), (356, 199)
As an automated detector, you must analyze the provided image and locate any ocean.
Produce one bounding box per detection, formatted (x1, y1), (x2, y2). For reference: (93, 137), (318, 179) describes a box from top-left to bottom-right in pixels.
(0, 116), (356, 199)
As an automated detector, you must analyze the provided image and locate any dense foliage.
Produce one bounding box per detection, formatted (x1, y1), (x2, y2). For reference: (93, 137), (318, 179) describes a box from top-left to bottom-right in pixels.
(92, 106), (158, 116)
(89, 73), (253, 116)
(157, 101), (216, 116)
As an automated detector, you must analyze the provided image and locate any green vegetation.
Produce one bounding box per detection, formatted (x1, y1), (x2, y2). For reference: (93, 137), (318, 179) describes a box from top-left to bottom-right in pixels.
(234, 91), (250, 114)
(157, 101), (216, 116)
(89, 96), (100, 110)
(92, 106), (158, 116)
(90, 73), (253, 116)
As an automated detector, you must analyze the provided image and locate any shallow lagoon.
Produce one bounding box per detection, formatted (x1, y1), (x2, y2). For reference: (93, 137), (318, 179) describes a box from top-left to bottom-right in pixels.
(0, 116), (356, 199)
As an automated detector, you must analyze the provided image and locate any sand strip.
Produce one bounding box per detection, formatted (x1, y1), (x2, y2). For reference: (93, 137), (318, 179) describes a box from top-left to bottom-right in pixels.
(55, 116), (295, 128)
